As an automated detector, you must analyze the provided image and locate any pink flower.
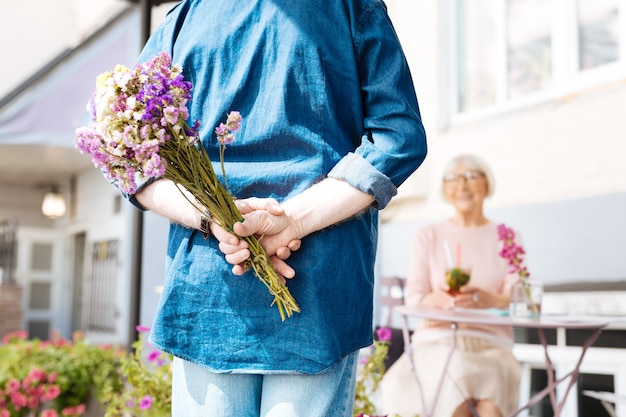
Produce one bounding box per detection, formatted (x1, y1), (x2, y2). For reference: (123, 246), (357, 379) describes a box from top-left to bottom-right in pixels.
(6, 379), (20, 393)
(42, 409), (59, 417)
(497, 223), (530, 279)
(376, 326), (392, 342)
(2, 330), (28, 344)
(215, 111), (242, 145)
(62, 404), (86, 416)
(147, 350), (161, 362)
(0, 410), (9, 417)
(42, 385), (61, 401)
(136, 325), (151, 333)
(27, 368), (47, 383)
(27, 395), (39, 409)
(139, 395), (153, 410)
(10, 392), (27, 409)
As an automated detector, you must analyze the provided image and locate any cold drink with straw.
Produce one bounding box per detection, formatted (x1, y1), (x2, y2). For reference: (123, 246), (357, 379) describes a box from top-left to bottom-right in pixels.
(443, 241), (470, 294)
(445, 267), (471, 295)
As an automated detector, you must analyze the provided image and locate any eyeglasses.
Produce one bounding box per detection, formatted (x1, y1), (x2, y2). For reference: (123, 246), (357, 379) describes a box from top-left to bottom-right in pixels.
(442, 171), (485, 184)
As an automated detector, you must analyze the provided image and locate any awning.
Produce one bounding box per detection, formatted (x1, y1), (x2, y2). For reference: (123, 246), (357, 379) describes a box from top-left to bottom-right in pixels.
(0, 7), (141, 149)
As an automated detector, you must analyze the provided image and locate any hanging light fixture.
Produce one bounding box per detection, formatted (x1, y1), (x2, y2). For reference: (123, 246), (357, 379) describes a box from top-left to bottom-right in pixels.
(41, 188), (66, 219)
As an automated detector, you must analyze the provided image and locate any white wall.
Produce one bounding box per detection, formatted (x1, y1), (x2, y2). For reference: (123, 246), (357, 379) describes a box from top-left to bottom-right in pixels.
(379, 2), (626, 286)
(0, 183), (57, 228)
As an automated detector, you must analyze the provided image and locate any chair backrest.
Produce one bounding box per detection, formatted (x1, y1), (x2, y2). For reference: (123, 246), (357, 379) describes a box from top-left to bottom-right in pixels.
(379, 276), (406, 327)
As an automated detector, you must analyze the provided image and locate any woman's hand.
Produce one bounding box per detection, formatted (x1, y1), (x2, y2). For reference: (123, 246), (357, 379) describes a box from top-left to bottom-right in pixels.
(455, 285), (509, 309)
(418, 285), (455, 310)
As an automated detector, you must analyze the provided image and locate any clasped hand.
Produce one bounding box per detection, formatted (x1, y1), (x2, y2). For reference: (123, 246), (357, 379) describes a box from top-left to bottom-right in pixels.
(421, 284), (489, 309)
(210, 197), (302, 282)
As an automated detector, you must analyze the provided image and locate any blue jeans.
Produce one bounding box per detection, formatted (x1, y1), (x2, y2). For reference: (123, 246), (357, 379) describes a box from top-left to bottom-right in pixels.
(171, 351), (359, 417)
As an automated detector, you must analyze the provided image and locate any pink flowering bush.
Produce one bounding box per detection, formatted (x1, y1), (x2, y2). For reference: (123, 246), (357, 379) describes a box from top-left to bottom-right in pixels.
(0, 331), (123, 417)
(1, 326), (412, 417)
(101, 326), (171, 417)
(353, 327), (393, 417)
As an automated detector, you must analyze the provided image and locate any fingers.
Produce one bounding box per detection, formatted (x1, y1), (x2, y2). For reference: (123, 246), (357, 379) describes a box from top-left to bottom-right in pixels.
(270, 256), (296, 282)
(211, 222), (251, 268)
(275, 246), (291, 260)
(231, 264), (248, 276)
(210, 221), (239, 246)
(210, 198), (302, 279)
(235, 197), (283, 215)
(223, 247), (251, 267)
(287, 239), (301, 251)
(453, 287), (485, 308)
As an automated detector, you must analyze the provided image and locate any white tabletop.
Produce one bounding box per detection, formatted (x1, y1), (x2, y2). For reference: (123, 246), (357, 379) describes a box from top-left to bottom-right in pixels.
(396, 305), (609, 330)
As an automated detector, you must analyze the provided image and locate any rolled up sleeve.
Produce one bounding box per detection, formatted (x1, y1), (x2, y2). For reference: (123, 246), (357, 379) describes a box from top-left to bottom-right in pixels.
(330, 2), (427, 209)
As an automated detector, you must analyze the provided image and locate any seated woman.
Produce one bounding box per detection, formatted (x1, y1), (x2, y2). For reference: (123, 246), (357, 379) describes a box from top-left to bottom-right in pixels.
(379, 154), (523, 417)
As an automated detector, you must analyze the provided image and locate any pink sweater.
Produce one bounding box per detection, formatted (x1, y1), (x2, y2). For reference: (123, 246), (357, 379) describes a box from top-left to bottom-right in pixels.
(404, 220), (521, 342)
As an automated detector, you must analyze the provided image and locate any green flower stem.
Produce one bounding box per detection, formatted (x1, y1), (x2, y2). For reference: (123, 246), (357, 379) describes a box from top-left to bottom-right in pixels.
(519, 272), (539, 318)
(160, 133), (300, 321)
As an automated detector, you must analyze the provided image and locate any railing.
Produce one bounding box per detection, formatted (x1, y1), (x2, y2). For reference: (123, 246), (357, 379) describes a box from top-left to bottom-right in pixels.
(0, 217), (18, 285)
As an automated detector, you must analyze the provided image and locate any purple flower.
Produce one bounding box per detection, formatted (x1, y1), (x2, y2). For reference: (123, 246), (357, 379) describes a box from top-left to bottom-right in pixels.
(215, 111), (242, 145)
(497, 223), (530, 279)
(376, 326), (392, 342)
(139, 395), (153, 410)
(147, 350), (161, 362)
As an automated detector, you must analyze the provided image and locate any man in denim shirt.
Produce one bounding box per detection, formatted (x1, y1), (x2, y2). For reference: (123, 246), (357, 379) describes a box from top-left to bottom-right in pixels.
(132, 0), (427, 415)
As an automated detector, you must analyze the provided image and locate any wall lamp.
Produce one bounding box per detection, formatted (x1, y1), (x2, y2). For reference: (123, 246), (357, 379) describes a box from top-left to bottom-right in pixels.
(41, 187), (66, 219)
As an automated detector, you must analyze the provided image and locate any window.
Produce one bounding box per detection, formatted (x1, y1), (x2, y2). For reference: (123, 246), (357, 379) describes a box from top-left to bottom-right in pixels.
(578, 0), (620, 70)
(456, 0), (498, 112)
(506, 0), (553, 98)
(451, 0), (624, 118)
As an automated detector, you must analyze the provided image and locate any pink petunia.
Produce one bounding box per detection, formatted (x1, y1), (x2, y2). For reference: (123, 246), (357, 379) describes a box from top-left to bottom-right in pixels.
(376, 326), (392, 342)
(136, 325), (151, 333)
(147, 350), (161, 362)
(139, 395), (153, 410)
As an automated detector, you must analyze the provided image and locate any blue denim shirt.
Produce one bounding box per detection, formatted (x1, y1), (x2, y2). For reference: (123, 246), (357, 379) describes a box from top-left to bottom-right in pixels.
(135, 0), (427, 374)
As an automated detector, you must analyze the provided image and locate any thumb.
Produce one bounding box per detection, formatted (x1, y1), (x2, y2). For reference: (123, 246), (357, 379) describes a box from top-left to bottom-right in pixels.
(235, 197), (282, 215)
(232, 217), (258, 237)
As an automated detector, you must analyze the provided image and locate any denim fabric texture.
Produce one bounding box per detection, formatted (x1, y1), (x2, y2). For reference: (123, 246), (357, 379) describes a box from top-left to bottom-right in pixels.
(171, 352), (358, 417)
(135, 0), (427, 374)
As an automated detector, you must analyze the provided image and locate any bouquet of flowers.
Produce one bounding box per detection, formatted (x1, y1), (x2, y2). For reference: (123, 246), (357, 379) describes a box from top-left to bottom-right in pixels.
(75, 52), (299, 320)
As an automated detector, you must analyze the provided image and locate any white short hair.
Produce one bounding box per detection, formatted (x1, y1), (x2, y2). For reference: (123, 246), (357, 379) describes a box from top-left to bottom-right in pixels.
(441, 154), (495, 198)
